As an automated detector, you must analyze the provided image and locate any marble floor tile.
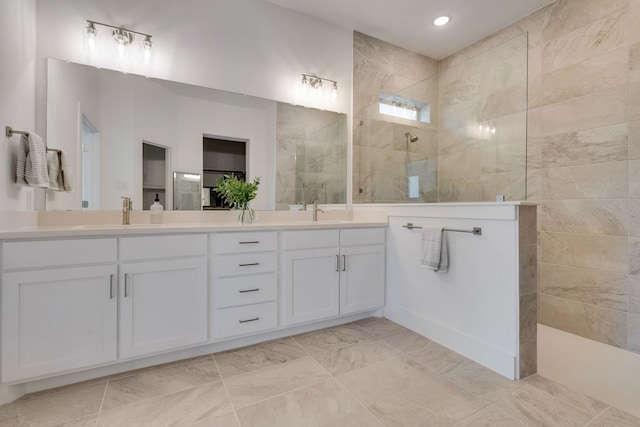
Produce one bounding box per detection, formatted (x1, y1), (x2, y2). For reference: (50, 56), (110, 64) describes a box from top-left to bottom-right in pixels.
(454, 405), (528, 426)
(235, 379), (362, 427)
(224, 356), (329, 408)
(336, 354), (437, 405)
(318, 407), (383, 427)
(368, 394), (456, 427)
(494, 385), (593, 427)
(379, 328), (433, 353)
(102, 356), (220, 411)
(183, 412), (240, 427)
(312, 338), (400, 376)
(214, 337), (307, 378)
(400, 377), (490, 421)
(407, 340), (472, 375)
(97, 381), (233, 427)
(0, 382), (105, 427)
(444, 362), (524, 402)
(588, 407), (640, 426)
(523, 375), (608, 416)
(293, 323), (374, 354)
(354, 317), (409, 337)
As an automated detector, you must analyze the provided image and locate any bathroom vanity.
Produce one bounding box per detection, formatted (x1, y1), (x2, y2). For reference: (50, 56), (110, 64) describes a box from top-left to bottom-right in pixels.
(0, 217), (387, 386)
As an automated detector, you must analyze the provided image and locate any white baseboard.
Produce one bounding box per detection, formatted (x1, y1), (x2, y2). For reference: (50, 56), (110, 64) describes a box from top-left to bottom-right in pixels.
(384, 303), (516, 379)
(538, 324), (640, 418)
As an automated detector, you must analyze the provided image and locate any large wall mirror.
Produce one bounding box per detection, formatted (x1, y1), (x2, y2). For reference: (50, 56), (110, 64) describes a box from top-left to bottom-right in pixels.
(45, 59), (347, 211)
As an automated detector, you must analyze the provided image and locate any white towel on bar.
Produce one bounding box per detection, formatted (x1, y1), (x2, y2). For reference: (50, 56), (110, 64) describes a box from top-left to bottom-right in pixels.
(421, 227), (449, 272)
(47, 150), (73, 192)
(16, 133), (50, 188)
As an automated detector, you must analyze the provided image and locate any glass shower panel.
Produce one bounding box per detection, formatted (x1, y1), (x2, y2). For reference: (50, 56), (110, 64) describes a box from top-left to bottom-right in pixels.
(354, 33), (528, 203)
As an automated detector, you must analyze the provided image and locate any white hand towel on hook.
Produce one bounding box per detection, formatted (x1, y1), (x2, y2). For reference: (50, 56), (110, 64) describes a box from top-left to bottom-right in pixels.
(421, 227), (449, 272)
(16, 133), (50, 188)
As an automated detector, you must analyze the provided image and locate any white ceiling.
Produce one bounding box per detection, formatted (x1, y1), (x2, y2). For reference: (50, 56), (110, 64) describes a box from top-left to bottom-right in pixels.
(264, 0), (554, 60)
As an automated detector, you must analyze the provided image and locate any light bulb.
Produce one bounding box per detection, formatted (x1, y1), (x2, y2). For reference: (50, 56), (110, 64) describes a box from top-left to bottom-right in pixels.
(434, 16), (451, 26)
(331, 82), (338, 101)
(301, 75), (309, 95)
(84, 22), (98, 52)
(142, 36), (153, 64)
(491, 127), (496, 135)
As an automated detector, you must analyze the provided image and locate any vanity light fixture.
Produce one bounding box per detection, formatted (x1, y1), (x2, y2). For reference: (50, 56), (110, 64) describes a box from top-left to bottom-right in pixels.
(478, 119), (496, 136)
(300, 74), (338, 102)
(433, 15), (451, 26)
(83, 20), (154, 63)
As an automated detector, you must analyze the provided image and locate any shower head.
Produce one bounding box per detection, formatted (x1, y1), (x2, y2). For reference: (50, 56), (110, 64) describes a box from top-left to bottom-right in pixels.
(405, 132), (419, 143)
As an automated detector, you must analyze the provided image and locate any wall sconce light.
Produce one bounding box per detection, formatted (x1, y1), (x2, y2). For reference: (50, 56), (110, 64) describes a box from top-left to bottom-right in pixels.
(83, 20), (154, 63)
(300, 74), (338, 102)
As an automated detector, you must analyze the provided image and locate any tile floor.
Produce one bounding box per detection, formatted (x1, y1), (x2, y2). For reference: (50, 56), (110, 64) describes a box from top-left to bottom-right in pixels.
(1, 317), (639, 426)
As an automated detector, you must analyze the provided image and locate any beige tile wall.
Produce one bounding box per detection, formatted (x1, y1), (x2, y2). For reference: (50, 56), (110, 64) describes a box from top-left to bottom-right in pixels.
(353, 32), (439, 203)
(353, 0), (640, 355)
(275, 103), (347, 210)
(443, 0), (637, 354)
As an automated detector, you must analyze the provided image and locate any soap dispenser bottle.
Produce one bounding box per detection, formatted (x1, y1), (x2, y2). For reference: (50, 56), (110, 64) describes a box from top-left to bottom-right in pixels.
(150, 193), (163, 224)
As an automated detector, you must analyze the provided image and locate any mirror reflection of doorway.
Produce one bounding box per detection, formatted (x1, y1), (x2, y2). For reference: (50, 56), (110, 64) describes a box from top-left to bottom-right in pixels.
(81, 115), (100, 210)
(142, 142), (169, 210)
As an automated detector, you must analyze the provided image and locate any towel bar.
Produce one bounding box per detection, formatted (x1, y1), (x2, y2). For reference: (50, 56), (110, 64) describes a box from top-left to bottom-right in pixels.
(402, 223), (482, 236)
(7, 125), (61, 153)
(5, 126), (28, 138)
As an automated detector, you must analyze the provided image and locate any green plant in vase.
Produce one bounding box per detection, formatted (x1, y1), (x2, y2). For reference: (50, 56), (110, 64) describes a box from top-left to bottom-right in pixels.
(214, 175), (261, 223)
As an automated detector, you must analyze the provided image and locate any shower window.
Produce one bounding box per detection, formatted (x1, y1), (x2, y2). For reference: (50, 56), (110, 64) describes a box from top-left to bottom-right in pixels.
(379, 94), (430, 123)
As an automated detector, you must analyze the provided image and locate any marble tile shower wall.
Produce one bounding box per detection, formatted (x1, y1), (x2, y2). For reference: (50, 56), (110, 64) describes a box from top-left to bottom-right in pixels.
(275, 103), (347, 210)
(441, 0), (640, 354)
(437, 34), (528, 202)
(353, 32), (439, 203)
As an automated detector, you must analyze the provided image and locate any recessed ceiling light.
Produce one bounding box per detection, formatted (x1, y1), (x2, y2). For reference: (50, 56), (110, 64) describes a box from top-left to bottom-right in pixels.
(433, 16), (451, 26)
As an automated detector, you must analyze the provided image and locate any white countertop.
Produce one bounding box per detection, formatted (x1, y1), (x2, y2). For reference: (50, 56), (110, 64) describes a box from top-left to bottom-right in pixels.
(0, 210), (389, 239)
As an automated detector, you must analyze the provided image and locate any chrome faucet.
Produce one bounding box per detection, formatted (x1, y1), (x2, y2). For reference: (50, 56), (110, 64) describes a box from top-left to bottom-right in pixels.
(298, 201), (307, 211)
(121, 197), (132, 225)
(312, 201), (324, 222)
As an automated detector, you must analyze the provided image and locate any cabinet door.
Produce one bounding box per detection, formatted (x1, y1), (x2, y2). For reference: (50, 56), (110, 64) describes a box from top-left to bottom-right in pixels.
(1, 265), (117, 382)
(340, 245), (385, 315)
(119, 258), (207, 358)
(282, 248), (340, 326)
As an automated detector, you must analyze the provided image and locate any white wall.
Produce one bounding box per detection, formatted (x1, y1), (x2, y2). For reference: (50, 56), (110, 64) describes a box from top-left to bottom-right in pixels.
(45, 59), (101, 210)
(34, 0), (353, 113)
(356, 203), (521, 379)
(0, 0), (37, 212)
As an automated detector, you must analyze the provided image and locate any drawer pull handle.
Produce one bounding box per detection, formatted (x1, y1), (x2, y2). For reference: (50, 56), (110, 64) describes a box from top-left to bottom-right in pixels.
(239, 288), (260, 293)
(239, 241), (260, 244)
(110, 274), (115, 299)
(336, 254), (340, 272)
(239, 262), (260, 267)
(124, 273), (130, 297)
(239, 317), (260, 324)
(342, 254), (346, 272)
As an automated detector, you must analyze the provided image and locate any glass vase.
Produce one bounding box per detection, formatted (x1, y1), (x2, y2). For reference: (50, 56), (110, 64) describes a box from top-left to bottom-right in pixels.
(235, 203), (255, 224)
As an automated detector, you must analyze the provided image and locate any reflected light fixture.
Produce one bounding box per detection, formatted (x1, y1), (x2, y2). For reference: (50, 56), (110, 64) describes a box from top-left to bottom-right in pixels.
(84, 20), (154, 63)
(300, 74), (338, 102)
(433, 15), (451, 26)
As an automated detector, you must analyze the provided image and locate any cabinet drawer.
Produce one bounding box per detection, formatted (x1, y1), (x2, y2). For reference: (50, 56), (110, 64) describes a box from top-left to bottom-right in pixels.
(214, 301), (277, 339)
(340, 228), (386, 246)
(212, 231), (277, 254)
(120, 234), (207, 261)
(3, 238), (116, 270)
(214, 252), (277, 277)
(214, 273), (277, 308)
(283, 229), (339, 250)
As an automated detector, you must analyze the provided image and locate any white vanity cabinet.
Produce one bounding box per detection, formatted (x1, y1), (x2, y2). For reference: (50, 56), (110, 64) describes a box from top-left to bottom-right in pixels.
(210, 231), (278, 339)
(1, 239), (118, 382)
(281, 228), (386, 326)
(118, 235), (208, 358)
